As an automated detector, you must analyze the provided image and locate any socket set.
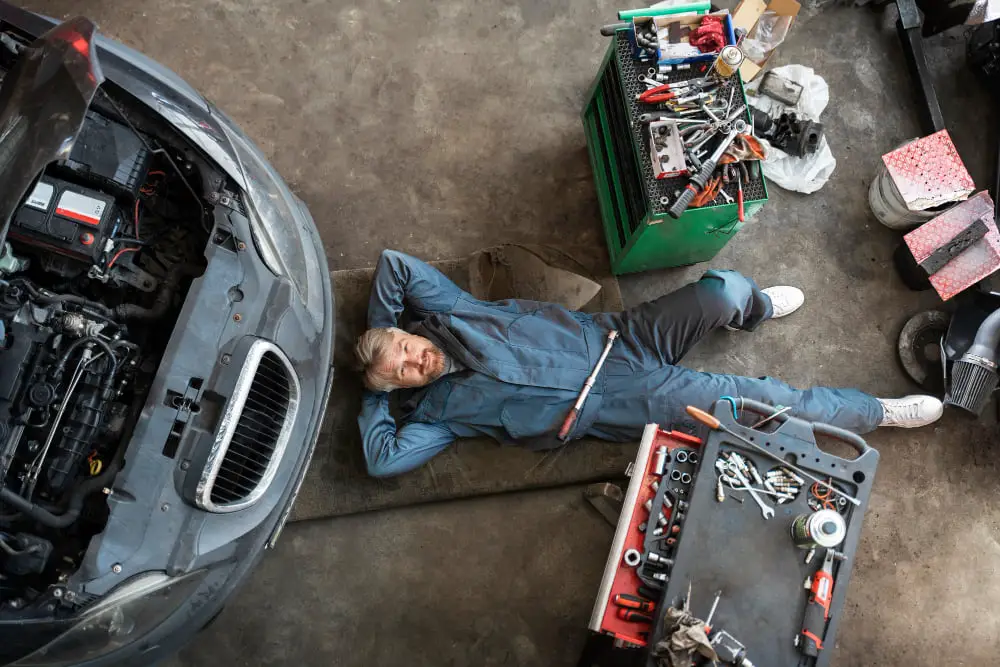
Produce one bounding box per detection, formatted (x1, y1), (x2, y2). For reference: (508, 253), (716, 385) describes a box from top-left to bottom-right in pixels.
(586, 425), (703, 647)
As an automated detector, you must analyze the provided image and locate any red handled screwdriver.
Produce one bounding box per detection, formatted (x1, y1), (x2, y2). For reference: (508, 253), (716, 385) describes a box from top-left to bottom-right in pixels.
(614, 594), (655, 613)
(617, 608), (653, 623)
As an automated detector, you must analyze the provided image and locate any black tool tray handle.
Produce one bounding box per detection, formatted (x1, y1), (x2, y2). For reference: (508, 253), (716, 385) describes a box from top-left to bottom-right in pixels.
(733, 397), (871, 459)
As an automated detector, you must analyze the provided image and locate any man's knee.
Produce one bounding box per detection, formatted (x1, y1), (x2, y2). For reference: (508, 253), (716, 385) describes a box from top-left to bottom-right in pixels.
(698, 270), (754, 325)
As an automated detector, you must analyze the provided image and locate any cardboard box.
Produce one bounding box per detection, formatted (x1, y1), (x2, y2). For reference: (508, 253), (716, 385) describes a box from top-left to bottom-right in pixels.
(731, 0), (800, 80)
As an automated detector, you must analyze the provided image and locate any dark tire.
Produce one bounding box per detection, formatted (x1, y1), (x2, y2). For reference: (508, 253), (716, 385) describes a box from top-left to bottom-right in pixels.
(898, 309), (950, 393)
(893, 242), (933, 291)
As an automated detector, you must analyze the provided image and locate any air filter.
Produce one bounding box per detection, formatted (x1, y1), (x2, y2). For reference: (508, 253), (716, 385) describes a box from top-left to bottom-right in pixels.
(946, 355), (998, 416)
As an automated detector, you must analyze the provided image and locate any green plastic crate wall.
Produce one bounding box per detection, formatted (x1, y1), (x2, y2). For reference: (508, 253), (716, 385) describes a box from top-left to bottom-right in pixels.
(582, 34), (768, 275)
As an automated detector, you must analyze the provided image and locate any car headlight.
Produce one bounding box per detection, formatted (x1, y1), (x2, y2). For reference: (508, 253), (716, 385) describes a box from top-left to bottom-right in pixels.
(216, 112), (326, 328)
(12, 571), (207, 666)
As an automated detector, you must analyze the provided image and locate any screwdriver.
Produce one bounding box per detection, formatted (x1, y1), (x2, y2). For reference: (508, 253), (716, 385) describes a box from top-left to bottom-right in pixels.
(618, 608), (653, 623)
(614, 594), (655, 613)
(798, 549), (846, 657)
(685, 405), (862, 507)
(736, 167), (745, 222)
(704, 590), (721, 633)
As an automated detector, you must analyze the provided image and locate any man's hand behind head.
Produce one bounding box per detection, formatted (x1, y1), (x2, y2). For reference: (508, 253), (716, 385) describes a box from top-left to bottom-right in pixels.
(355, 328), (447, 392)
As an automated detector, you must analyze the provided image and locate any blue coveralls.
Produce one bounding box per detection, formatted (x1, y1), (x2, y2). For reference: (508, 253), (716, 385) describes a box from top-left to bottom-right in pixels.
(360, 250), (883, 477)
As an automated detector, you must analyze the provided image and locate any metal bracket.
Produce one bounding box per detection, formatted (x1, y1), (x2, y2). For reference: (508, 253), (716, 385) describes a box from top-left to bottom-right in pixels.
(896, 0), (946, 135)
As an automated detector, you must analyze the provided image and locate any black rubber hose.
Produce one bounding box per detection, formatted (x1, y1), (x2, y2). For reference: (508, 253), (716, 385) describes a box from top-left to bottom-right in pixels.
(9, 279), (115, 318)
(114, 264), (199, 321)
(0, 460), (121, 529)
(965, 307), (1000, 363)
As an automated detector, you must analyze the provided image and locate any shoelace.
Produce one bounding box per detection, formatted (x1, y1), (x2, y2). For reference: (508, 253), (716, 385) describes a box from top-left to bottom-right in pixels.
(885, 401), (922, 424)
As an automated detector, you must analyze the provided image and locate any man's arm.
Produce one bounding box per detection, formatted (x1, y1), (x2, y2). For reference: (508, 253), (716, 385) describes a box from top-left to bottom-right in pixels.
(368, 250), (464, 329)
(358, 392), (456, 477)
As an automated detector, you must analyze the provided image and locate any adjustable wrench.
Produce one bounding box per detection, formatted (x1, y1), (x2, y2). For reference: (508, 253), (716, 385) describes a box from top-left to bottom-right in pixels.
(728, 462), (773, 519)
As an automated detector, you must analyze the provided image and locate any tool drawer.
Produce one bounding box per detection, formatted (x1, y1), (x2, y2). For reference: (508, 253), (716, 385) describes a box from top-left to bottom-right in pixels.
(586, 425), (704, 647)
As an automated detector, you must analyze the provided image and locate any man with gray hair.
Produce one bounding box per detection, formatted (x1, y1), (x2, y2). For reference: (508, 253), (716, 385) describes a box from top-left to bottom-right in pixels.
(357, 250), (942, 477)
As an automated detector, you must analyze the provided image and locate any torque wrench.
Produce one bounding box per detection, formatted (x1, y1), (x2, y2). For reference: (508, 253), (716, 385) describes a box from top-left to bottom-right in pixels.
(558, 331), (617, 441)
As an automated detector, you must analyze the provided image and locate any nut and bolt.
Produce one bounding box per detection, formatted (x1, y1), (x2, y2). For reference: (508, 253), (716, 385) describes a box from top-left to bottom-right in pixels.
(112, 563), (122, 574)
(221, 354), (232, 365)
(647, 552), (673, 566)
(233, 313), (242, 322)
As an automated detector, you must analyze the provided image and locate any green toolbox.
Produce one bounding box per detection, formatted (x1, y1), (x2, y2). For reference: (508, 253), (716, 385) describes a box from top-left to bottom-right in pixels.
(582, 32), (768, 275)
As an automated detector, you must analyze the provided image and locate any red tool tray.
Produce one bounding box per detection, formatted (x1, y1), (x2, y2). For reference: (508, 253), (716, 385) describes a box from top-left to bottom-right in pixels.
(587, 425), (702, 647)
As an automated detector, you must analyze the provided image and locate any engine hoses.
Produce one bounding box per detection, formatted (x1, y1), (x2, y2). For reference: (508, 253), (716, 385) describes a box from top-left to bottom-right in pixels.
(7, 278), (115, 318)
(0, 459), (121, 529)
(51, 336), (119, 386)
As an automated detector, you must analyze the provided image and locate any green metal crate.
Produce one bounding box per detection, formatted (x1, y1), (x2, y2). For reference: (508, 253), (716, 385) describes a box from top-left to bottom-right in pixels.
(582, 34), (768, 275)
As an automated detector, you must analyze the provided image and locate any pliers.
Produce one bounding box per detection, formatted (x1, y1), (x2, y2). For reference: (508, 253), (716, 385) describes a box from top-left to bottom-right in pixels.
(690, 174), (723, 207)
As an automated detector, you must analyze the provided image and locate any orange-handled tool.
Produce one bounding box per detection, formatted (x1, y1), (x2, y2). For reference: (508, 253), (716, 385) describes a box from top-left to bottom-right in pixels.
(613, 594), (655, 613)
(557, 331), (618, 441)
(617, 608), (653, 623)
(685, 404), (862, 507)
(686, 405), (721, 429)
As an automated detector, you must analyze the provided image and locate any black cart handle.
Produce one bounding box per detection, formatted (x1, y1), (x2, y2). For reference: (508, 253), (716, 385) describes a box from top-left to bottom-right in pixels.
(729, 398), (871, 458)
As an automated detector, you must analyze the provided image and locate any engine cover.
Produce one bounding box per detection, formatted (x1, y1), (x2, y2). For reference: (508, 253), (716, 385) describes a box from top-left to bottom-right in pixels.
(10, 176), (118, 264)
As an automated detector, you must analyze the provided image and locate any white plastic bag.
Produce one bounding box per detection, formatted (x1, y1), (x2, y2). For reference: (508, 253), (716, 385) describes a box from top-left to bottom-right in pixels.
(746, 64), (836, 194)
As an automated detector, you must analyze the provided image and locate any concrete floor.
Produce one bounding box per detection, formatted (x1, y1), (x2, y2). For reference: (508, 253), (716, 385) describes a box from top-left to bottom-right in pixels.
(19, 0), (1000, 665)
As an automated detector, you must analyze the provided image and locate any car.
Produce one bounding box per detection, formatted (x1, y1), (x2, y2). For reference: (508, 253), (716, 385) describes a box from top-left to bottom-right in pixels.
(0, 7), (333, 666)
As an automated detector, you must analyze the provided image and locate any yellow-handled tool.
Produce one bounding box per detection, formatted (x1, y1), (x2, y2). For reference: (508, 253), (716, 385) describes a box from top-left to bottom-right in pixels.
(685, 405), (862, 507)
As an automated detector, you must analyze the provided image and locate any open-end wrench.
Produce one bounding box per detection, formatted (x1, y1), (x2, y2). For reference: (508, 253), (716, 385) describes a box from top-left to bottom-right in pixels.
(728, 462), (773, 519)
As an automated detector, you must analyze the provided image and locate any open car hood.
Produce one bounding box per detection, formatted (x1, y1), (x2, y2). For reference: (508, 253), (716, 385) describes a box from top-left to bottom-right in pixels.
(0, 16), (103, 247)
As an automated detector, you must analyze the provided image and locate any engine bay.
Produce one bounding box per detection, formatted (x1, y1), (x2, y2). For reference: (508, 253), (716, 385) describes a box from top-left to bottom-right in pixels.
(0, 81), (216, 611)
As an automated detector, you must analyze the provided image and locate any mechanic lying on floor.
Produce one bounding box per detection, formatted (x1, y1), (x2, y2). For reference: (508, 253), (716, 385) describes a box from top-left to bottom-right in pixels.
(356, 250), (943, 477)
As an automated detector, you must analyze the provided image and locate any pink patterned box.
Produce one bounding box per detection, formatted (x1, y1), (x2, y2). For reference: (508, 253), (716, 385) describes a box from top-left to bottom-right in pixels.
(883, 130), (975, 211)
(903, 191), (1000, 301)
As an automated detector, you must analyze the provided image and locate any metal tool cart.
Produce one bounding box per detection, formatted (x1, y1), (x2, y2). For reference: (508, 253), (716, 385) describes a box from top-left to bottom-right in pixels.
(580, 400), (878, 667)
(582, 28), (768, 275)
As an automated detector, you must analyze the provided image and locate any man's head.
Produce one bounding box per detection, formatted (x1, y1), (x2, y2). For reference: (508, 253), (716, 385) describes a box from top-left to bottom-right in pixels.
(355, 327), (447, 392)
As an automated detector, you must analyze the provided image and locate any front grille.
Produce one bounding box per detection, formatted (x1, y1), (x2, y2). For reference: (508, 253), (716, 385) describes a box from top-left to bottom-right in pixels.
(197, 341), (300, 513)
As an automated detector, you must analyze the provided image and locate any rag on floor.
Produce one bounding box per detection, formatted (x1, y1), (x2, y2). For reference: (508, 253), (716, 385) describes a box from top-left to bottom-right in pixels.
(651, 607), (717, 667)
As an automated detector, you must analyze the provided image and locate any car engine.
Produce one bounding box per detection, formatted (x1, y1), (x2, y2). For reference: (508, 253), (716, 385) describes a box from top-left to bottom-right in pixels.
(0, 88), (212, 609)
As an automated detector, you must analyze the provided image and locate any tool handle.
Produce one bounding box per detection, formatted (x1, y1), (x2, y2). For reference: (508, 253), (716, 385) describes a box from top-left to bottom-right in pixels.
(614, 594), (655, 613)
(686, 405), (721, 429)
(668, 184), (700, 219)
(737, 183), (745, 222)
(617, 608), (653, 623)
(799, 602), (827, 656)
(558, 409), (579, 441)
(600, 22), (629, 36)
(735, 398), (871, 457)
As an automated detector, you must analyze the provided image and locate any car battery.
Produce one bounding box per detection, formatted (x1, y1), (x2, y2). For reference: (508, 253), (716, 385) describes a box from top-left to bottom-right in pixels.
(10, 176), (119, 264)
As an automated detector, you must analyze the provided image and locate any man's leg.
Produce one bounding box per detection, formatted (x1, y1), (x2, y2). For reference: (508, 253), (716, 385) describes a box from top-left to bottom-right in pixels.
(597, 270), (773, 368)
(664, 366), (886, 434)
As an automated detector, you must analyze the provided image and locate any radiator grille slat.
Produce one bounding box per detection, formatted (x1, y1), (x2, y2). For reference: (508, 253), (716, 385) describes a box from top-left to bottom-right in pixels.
(200, 343), (300, 512)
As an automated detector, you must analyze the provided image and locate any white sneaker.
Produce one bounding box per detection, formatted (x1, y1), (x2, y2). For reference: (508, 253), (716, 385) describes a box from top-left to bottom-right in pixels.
(877, 395), (944, 428)
(725, 285), (804, 331)
(762, 286), (805, 319)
